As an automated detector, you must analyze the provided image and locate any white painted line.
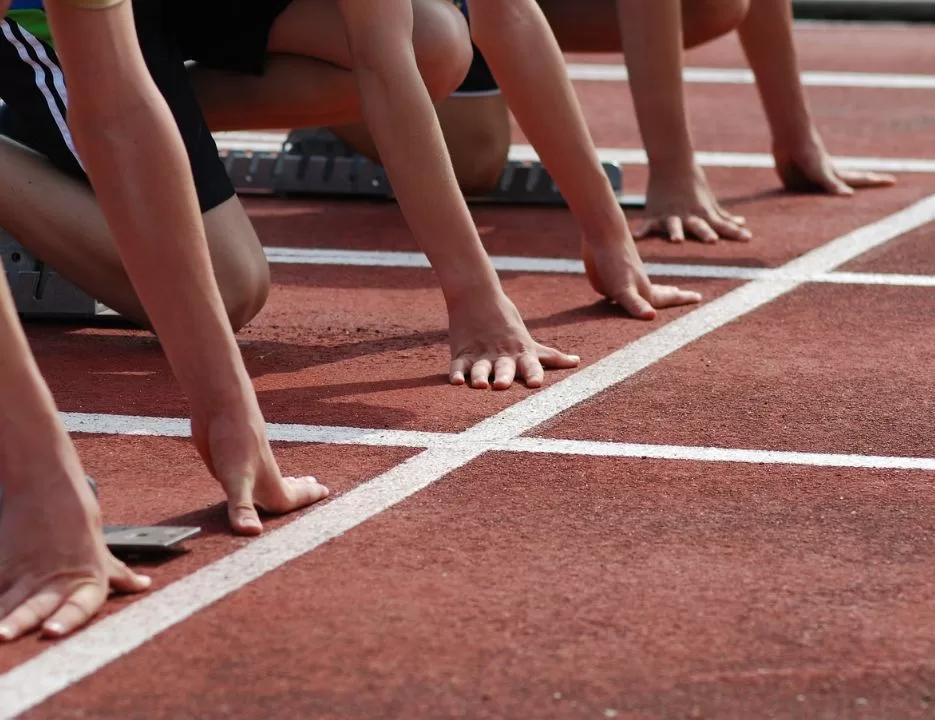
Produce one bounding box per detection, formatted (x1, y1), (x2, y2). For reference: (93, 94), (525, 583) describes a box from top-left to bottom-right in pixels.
(265, 247), (935, 288)
(566, 63), (935, 90)
(509, 144), (935, 174)
(62, 411), (935, 472)
(61, 412), (451, 450)
(6, 194), (935, 718)
(212, 132), (935, 174)
(502, 437), (935, 471)
(808, 271), (935, 287)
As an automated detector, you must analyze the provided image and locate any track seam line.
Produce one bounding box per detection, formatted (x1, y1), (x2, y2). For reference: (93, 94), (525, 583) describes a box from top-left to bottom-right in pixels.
(4, 194), (935, 717)
(264, 247), (935, 287)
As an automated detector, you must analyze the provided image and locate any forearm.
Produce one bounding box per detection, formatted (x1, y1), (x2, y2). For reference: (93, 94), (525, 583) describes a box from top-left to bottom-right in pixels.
(469, 0), (629, 243)
(46, 3), (249, 399)
(339, 0), (501, 306)
(615, 0), (695, 171)
(738, 0), (813, 145)
(0, 278), (72, 492)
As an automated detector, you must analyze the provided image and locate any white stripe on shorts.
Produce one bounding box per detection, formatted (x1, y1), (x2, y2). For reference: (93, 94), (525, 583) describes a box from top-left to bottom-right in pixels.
(0, 20), (83, 170)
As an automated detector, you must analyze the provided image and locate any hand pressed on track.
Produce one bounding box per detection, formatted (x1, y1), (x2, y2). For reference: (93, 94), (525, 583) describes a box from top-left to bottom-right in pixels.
(637, 162), (752, 244)
(582, 233), (702, 320)
(0, 478), (151, 642)
(448, 292), (579, 390)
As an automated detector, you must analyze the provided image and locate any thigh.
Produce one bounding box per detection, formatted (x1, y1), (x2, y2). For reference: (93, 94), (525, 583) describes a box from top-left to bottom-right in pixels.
(535, 0), (621, 53)
(266, 0), (353, 67)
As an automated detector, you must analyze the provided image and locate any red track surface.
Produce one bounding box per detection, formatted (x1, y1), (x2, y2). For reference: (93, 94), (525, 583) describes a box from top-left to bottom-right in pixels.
(6, 21), (935, 720)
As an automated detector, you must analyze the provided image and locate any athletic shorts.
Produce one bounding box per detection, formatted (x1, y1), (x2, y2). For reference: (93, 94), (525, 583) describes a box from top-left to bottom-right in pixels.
(0, 0), (291, 213)
(450, 0), (500, 97)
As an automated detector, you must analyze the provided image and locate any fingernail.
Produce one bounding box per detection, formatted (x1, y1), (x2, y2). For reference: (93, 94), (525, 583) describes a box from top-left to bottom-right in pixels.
(44, 622), (65, 636)
(0, 625), (13, 641)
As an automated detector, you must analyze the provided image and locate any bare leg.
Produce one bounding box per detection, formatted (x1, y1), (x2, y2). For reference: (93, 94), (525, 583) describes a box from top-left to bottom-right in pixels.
(330, 94), (511, 195)
(0, 138), (269, 331)
(536, 0), (751, 51)
(325, 0), (750, 195)
(193, 0), (472, 131)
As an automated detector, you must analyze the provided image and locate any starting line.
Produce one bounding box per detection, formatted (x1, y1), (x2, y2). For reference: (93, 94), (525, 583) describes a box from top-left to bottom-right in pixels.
(61, 411), (935, 472)
(264, 247), (935, 288)
(213, 132), (935, 175)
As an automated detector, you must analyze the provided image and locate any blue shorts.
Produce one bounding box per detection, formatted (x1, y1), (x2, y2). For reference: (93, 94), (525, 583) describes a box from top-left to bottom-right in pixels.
(451, 0), (500, 97)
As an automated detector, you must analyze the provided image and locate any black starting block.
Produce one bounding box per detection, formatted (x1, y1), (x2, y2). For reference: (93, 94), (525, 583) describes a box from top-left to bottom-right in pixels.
(1, 233), (116, 321)
(223, 128), (644, 208)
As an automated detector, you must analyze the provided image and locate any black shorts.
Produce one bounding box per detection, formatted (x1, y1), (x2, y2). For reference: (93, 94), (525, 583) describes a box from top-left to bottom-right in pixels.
(162, 0), (293, 76)
(0, 1), (291, 213)
(451, 0), (500, 97)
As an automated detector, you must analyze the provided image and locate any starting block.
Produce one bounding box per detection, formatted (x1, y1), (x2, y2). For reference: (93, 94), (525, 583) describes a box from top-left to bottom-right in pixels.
(89, 476), (200, 557)
(0, 478), (201, 557)
(1, 232), (116, 321)
(223, 128), (645, 208)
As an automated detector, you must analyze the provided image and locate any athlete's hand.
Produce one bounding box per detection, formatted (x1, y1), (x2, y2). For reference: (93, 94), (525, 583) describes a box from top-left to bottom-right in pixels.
(0, 478), (151, 642)
(637, 162), (752, 244)
(448, 293), (579, 390)
(773, 130), (896, 195)
(582, 234), (702, 320)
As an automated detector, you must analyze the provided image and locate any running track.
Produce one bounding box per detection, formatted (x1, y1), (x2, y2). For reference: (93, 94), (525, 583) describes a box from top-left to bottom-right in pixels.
(3, 21), (935, 720)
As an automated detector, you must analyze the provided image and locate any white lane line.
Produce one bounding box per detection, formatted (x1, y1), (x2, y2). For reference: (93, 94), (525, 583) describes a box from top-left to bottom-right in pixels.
(508, 144), (935, 174)
(212, 133), (935, 174)
(60, 413), (451, 450)
(502, 438), (935, 471)
(5, 194), (935, 718)
(63, 412), (935, 472)
(265, 247), (935, 288)
(810, 271), (935, 287)
(566, 63), (935, 90)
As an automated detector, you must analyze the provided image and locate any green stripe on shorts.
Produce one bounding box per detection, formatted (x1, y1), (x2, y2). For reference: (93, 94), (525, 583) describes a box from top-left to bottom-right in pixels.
(6, 10), (53, 47)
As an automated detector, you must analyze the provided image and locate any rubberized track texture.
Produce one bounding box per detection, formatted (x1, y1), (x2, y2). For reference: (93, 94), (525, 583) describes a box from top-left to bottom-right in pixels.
(4, 21), (935, 720)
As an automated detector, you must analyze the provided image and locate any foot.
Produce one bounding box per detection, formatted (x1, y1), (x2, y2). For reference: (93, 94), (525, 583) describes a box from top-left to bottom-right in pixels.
(191, 403), (330, 536)
(0, 472), (151, 642)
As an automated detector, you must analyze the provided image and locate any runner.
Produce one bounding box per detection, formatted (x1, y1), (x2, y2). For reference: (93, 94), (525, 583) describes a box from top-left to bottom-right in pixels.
(0, 0), (325, 643)
(333, 0), (896, 242)
(2, 0), (702, 389)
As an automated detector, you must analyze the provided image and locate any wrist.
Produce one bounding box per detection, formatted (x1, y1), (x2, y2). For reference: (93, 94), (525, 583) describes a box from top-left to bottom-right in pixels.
(645, 142), (697, 177)
(769, 109), (816, 150)
(442, 271), (506, 312)
(580, 213), (635, 252)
